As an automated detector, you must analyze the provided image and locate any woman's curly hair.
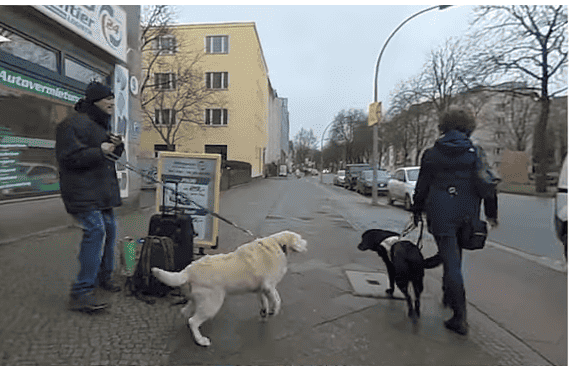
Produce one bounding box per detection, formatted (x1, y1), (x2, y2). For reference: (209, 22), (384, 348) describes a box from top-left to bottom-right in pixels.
(438, 108), (476, 136)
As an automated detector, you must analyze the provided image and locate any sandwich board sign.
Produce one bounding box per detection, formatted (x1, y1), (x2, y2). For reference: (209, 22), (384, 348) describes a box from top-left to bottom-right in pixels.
(156, 152), (221, 248)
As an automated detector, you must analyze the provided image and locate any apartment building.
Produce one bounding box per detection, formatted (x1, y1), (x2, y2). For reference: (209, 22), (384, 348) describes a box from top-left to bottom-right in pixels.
(139, 21), (289, 178)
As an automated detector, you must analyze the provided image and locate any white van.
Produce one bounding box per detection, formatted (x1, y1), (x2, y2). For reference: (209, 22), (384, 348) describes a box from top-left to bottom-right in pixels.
(554, 156), (567, 259)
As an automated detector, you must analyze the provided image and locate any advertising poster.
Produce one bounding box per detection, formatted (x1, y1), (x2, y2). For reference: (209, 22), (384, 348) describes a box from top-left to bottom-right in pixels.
(156, 152), (221, 248)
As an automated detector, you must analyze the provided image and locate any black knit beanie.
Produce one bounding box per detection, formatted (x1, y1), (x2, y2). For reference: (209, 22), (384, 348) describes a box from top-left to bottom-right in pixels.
(85, 81), (114, 103)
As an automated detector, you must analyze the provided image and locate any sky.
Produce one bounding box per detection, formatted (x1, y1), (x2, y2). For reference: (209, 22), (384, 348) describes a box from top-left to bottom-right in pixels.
(174, 4), (478, 147)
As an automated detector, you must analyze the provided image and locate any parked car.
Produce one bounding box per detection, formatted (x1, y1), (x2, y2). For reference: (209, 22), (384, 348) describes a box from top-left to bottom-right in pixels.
(1, 162), (60, 197)
(333, 170), (346, 186)
(355, 169), (391, 196)
(554, 156), (567, 259)
(387, 166), (420, 211)
(344, 164), (374, 190)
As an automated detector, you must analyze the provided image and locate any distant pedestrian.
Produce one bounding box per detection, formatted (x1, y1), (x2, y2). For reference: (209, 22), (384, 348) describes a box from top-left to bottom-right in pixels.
(411, 108), (498, 335)
(56, 81), (124, 312)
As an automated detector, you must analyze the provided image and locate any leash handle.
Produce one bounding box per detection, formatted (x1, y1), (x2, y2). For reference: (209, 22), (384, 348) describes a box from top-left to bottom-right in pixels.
(400, 214), (424, 250)
(106, 152), (256, 237)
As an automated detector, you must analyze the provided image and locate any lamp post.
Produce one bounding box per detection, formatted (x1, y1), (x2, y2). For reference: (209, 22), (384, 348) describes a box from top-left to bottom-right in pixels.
(370, 5), (452, 206)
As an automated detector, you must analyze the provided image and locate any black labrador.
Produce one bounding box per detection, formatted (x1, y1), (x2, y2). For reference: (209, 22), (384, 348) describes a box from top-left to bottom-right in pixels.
(357, 229), (442, 320)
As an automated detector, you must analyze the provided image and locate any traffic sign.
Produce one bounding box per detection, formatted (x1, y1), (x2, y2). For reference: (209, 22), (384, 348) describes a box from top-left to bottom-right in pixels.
(368, 102), (382, 126)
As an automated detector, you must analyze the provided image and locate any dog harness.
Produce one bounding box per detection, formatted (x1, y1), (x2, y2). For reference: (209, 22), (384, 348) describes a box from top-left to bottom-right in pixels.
(379, 236), (400, 262)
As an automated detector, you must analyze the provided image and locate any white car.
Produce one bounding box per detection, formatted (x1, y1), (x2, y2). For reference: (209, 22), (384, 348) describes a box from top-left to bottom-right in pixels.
(555, 156), (567, 259)
(387, 166), (420, 211)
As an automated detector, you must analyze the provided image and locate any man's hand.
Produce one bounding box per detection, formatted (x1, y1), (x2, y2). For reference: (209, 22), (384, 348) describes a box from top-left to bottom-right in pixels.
(101, 142), (115, 155)
(109, 134), (123, 146)
(487, 218), (498, 229)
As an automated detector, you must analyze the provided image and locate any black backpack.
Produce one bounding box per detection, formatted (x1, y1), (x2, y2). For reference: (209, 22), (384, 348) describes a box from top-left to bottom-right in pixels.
(126, 236), (176, 304)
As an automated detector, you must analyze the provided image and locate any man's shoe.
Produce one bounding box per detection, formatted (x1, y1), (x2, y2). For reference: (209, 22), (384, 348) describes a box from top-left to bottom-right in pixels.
(69, 292), (108, 312)
(99, 279), (122, 292)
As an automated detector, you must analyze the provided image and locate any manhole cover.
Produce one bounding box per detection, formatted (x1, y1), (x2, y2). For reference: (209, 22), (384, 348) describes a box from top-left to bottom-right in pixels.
(345, 271), (404, 299)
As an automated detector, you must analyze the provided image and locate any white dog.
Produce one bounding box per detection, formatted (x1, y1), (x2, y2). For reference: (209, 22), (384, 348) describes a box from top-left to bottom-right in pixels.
(152, 230), (308, 347)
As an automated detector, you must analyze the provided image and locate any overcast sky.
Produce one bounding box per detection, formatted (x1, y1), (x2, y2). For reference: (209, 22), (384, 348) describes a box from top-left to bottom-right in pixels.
(175, 4), (477, 146)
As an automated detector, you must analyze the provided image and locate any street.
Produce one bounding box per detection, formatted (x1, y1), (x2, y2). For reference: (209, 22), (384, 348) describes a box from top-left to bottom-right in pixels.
(0, 175), (566, 365)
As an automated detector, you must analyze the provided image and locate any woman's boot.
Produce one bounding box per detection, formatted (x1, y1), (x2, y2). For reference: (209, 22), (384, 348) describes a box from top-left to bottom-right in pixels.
(444, 301), (468, 335)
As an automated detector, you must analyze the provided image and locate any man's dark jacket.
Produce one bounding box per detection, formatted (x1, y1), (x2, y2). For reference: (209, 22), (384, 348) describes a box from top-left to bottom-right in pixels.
(55, 101), (124, 214)
(412, 130), (498, 237)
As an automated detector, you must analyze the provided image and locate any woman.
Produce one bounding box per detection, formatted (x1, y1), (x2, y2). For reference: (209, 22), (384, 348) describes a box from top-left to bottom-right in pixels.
(411, 108), (498, 335)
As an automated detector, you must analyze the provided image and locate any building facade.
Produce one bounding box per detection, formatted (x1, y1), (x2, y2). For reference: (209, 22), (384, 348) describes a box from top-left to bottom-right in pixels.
(139, 22), (289, 178)
(0, 5), (143, 201)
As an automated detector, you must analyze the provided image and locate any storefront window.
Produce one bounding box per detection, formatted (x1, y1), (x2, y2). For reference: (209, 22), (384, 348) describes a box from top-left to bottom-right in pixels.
(0, 85), (74, 200)
(65, 58), (106, 84)
(0, 27), (57, 72)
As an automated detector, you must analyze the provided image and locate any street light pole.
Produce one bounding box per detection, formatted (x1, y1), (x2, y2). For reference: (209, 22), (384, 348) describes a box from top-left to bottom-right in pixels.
(371, 5), (452, 206)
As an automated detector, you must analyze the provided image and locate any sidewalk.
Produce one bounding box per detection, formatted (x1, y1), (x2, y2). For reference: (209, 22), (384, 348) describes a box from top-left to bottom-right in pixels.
(0, 193), (553, 366)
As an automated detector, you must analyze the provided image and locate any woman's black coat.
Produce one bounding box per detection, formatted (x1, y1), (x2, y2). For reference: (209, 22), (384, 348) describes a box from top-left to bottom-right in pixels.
(55, 101), (124, 214)
(412, 130), (497, 237)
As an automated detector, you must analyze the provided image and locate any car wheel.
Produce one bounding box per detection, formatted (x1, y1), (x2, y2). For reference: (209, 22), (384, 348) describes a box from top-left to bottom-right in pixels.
(404, 195), (412, 211)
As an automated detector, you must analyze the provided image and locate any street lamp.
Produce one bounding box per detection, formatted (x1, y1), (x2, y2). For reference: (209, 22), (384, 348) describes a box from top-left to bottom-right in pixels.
(370, 5), (452, 205)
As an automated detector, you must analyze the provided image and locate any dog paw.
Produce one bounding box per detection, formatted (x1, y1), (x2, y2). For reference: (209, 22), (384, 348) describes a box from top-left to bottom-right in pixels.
(195, 336), (211, 347)
(260, 308), (268, 318)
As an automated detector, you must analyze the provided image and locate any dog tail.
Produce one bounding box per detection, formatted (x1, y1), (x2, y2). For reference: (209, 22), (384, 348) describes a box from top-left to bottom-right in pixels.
(151, 267), (186, 287)
(424, 253), (443, 269)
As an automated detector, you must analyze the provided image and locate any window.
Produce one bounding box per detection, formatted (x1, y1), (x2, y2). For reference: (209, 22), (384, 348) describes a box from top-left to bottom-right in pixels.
(495, 131), (504, 140)
(0, 26), (57, 72)
(205, 72), (229, 89)
(154, 73), (176, 90)
(205, 36), (228, 54)
(205, 109), (228, 126)
(494, 147), (503, 156)
(153, 35), (177, 54)
(65, 58), (106, 84)
(155, 109), (176, 126)
(496, 117), (505, 125)
(205, 145), (227, 161)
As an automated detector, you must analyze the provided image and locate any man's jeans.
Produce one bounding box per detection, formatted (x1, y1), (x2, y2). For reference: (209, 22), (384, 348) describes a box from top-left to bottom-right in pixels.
(71, 209), (116, 296)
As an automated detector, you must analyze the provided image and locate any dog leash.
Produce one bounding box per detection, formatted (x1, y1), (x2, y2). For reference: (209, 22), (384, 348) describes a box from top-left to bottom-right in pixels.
(400, 215), (424, 250)
(105, 152), (256, 237)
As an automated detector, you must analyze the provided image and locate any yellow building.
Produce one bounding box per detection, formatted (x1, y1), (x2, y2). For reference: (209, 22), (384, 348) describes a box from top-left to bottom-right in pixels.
(139, 21), (288, 178)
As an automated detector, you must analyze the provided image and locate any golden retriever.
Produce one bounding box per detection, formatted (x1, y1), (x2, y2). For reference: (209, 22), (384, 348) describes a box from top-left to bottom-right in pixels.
(152, 230), (308, 346)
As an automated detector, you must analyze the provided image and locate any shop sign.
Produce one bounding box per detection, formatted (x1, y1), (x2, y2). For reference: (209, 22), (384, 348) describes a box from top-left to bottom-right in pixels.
(32, 5), (127, 62)
(0, 67), (82, 104)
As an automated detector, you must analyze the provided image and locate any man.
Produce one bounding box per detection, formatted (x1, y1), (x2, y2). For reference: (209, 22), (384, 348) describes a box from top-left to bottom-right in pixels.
(56, 81), (124, 312)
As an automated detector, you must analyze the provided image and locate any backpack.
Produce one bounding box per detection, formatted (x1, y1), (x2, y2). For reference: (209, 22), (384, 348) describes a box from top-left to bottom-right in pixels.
(126, 236), (176, 304)
(472, 145), (500, 200)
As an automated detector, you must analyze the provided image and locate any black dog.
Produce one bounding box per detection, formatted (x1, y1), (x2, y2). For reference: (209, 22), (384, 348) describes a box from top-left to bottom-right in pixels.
(357, 229), (442, 319)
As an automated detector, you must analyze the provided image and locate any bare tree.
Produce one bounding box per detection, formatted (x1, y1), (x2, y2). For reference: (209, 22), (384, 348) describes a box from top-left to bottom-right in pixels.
(415, 37), (471, 115)
(140, 5), (224, 151)
(329, 109), (368, 164)
(469, 5), (568, 192)
(501, 93), (539, 152)
(293, 128), (317, 166)
(385, 76), (438, 165)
